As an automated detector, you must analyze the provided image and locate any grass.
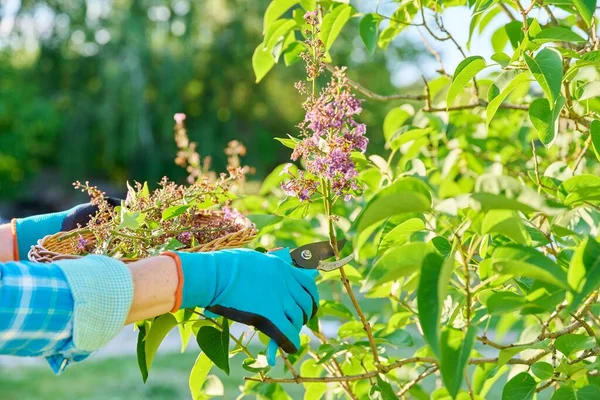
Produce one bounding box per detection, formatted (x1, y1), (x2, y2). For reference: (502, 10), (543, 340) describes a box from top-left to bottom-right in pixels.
(0, 349), (304, 400)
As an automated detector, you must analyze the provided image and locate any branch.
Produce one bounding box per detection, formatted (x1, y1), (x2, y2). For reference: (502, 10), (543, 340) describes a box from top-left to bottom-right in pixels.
(569, 348), (600, 364)
(246, 351), (553, 385)
(572, 134), (592, 172)
(245, 357), (437, 384)
(536, 379), (557, 393)
(280, 352), (300, 383)
(397, 366), (438, 397)
(500, 3), (518, 21)
(470, 349), (551, 366)
(325, 64), (426, 101)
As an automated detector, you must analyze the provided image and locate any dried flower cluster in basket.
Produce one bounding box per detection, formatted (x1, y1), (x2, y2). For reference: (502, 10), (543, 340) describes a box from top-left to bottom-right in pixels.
(29, 114), (257, 263)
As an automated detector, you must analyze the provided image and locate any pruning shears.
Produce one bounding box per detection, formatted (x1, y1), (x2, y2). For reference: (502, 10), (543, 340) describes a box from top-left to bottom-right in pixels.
(287, 239), (354, 272)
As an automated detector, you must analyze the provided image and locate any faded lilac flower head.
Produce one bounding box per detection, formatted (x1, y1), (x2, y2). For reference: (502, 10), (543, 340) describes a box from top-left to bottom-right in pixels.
(280, 163), (293, 176)
(174, 113), (186, 124)
(76, 234), (90, 252)
(222, 206), (244, 222)
(178, 231), (192, 244)
(304, 11), (318, 26)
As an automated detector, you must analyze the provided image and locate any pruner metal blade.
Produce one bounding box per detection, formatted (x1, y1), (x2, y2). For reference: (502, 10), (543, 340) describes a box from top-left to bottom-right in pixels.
(290, 239), (354, 272)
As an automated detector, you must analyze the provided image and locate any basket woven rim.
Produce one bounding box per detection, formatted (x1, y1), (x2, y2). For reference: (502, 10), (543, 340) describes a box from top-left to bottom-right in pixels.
(28, 209), (257, 263)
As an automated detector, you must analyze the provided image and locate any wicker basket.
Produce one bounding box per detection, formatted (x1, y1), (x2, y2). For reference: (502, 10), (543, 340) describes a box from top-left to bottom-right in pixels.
(28, 210), (258, 263)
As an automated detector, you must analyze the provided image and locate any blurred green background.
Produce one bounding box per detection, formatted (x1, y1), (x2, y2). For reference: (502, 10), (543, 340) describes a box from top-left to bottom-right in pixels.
(0, 0), (421, 218)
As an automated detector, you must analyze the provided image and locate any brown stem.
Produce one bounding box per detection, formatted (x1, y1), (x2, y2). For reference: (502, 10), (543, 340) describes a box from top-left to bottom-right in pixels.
(245, 357), (437, 383)
(280, 352), (300, 383)
(500, 3), (517, 21)
(397, 366), (438, 397)
(572, 134), (592, 172)
(321, 178), (380, 366)
(536, 379), (556, 393)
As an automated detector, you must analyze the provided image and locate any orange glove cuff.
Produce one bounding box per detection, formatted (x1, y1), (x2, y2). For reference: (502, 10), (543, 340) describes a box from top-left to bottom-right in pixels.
(162, 251), (184, 313)
(10, 219), (19, 261)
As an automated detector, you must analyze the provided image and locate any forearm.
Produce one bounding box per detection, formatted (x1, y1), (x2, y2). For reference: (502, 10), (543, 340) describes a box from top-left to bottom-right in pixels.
(0, 223), (15, 262)
(126, 255), (179, 324)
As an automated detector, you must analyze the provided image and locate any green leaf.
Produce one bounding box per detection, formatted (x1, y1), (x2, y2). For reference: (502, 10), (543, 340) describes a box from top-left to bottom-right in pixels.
(502, 372), (536, 400)
(510, 19), (541, 63)
(554, 334), (596, 357)
(189, 352), (214, 400)
(524, 48), (563, 104)
(264, 19), (297, 51)
(242, 356), (271, 373)
(274, 135), (299, 149)
(558, 174), (600, 206)
(263, 0), (300, 32)
(432, 236), (452, 256)
(492, 245), (568, 289)
(283, 41), (306, 66)
(338, 320), (365, 338)
(440, 326), (476, 399)
(196, 319), (230, 375)
(574, 0), (596, 26)
(378, 217), (425, 254)
(590, 120), (600, 162)
(531, 362), (554, 380)
(418, 251), (455, 358)
(487, 291), (527, 314)
(568, 237), (600, 311)
(247, 214), (283, 230)
(140, 182), (150, 198)
(273, 196), (311, 219)
(174, 309), (194, 353)
(529, 96), (566, 146)
(375, 375), (399, 399)
(487, 70), (530, 126)
(576, 81), (600, 101)
(318, 300), (355, 320)
(120, 211), (146, 230)
(252, 43), (276, 83)
(161, 204), (191, 221)
(473, 174), (558, 214)
(552, 386), (600, 400)
(491, 52), (511, 67)
(447, 56), (487, 106)
(370, 242), (434, 285)
(383, 105), (413, 142)
(136, 323), (148, 382)
(304, 382), (328, 400)
(379, 329), (414, 348)
(359, 14), (381, 55)
(354, 177), (432, 236)
(498, 340), (550, 367)
(389, 127), (432, 150)
(481, 210), (528, 244)
(534, 27), (586, 43)
(143, 314), (178, 376)
(320, 4), (354, 51)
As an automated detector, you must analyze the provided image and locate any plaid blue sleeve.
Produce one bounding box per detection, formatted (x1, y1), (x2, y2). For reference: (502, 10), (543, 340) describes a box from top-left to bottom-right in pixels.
(0, 256), (133, 374)
(0, 260), (81, 373)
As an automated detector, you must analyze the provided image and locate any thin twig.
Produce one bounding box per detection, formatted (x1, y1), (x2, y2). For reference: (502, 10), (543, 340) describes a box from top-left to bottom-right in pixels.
(536, 379), (556, 393)
(397, 366), (438, 397)
(245, 357), (437, 383)
(500, 3), (517, 21)
(572, 134), (592, 172)
(281, 352), (301, 383)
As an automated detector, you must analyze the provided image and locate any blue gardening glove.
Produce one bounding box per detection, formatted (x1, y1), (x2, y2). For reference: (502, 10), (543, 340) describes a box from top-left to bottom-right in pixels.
(12, 198), (121, 260)
(172, 248), (319, 362)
